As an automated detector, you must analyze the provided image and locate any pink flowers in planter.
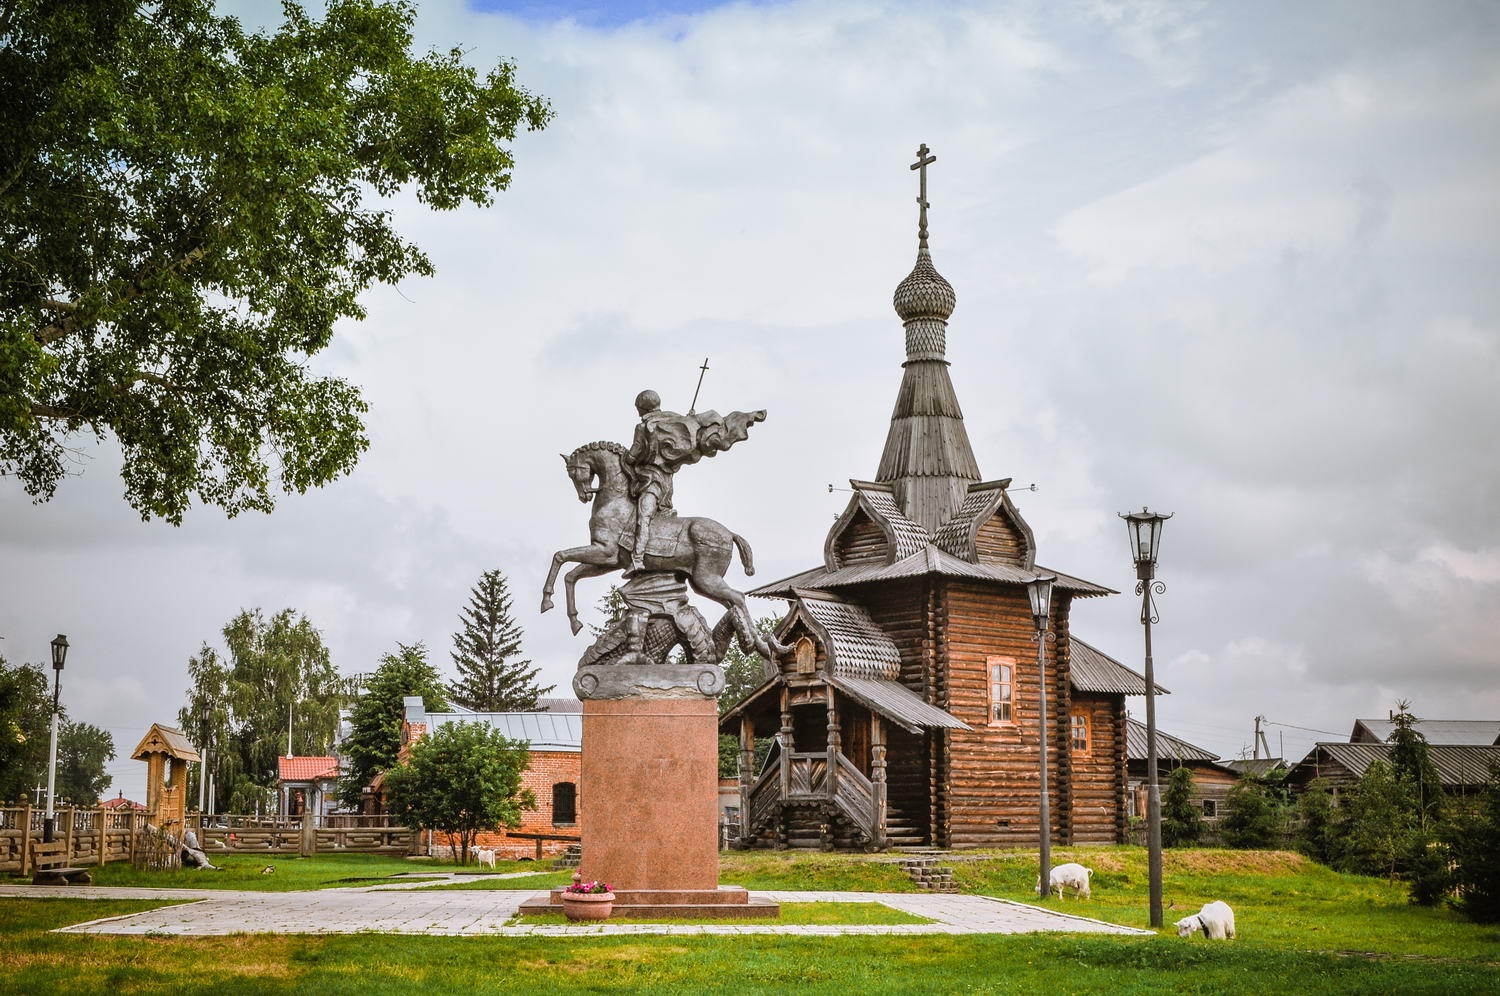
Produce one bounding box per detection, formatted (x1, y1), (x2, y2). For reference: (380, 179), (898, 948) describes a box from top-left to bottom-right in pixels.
(563, 879), (612, 895)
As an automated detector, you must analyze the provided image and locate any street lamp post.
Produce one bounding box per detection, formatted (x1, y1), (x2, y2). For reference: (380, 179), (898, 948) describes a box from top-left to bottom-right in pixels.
(43, 634), (69, 843)
(1026, 573), (1057, 901)
(1120, 508), (1171, 928)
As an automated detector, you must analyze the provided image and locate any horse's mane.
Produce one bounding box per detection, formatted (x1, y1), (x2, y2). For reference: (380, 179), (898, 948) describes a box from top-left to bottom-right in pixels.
(568, 440), (628, 462)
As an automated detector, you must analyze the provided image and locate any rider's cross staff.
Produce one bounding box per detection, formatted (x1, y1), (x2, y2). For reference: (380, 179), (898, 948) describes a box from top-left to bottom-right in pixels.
(689, 357), (710, 414)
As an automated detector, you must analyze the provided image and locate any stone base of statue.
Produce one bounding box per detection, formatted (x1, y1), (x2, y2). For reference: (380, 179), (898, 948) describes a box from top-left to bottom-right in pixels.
(522, 571), (778, 920)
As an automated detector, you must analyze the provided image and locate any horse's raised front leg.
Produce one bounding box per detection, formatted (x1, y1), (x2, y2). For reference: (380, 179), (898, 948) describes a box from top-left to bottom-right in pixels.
(543, 544), (607, 614)
(564, 561), (616, 636)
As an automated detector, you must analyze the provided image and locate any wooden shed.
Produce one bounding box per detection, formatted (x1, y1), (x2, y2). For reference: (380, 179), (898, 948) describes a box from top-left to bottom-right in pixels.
(131, 723), (199, 829)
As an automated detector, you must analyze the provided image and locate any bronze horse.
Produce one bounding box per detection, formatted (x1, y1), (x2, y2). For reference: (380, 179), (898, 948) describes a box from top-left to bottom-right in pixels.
(540, 440), (787, 661)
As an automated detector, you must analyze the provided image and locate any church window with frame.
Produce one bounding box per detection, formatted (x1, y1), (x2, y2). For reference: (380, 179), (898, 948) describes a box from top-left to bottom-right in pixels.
(987, 657), (1014, 724)
(1070, 709), (1091, 754)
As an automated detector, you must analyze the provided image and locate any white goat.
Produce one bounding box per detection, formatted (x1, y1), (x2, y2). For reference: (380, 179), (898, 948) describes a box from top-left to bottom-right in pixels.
(475, 848), (497, 869)
(1035, 862), (1092, 900)
(1174, 900), (1236, 939)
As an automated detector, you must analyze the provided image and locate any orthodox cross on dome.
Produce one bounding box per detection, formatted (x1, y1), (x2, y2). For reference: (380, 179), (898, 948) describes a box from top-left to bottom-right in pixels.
(910, 143), (937, 248)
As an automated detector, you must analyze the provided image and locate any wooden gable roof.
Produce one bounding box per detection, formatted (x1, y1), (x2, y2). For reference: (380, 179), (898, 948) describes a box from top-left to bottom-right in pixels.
(131, 723), (200, 763)
(824, 481), (930, 570)
(930, 478), (1035, 567)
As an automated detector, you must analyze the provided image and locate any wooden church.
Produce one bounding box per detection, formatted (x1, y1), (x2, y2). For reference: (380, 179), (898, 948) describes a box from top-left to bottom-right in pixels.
(721, 149), (1157, 850)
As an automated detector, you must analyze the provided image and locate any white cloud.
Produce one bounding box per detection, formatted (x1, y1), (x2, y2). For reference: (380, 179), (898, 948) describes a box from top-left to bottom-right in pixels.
(5, 0), (1499, 795)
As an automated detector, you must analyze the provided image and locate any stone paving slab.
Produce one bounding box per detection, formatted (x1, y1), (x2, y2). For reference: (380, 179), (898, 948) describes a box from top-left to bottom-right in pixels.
(0, 882), (1151, 938)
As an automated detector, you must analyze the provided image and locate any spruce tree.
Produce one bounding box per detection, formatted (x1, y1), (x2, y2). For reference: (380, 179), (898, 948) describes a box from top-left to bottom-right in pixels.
(449, 569), (553, 711)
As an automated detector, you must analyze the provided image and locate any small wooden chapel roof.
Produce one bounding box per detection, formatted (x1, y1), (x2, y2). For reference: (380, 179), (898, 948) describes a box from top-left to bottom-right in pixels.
(131, 723), (200, 763)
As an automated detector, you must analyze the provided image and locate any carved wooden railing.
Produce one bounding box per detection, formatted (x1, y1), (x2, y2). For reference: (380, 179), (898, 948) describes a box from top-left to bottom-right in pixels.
(832, 753), (876, 840)
(746, 764), (781, 836)
(787, 752), (830, 798)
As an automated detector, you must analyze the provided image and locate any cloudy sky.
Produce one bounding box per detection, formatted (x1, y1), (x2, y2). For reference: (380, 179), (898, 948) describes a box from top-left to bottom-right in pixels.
(4, 0), (1497, 804)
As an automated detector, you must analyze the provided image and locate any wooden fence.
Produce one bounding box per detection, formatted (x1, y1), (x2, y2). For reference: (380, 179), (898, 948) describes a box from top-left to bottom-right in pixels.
(2, 806), (418, 876)
(1, 805), (153, 876)
(188, 814), (418, 856)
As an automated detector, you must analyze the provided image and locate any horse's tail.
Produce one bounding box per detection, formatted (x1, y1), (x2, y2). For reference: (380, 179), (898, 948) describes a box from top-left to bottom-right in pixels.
(732, 532), (756, 577)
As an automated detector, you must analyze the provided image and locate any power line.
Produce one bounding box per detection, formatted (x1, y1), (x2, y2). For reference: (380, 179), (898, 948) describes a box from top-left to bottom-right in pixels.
(1262, 719), (1342, 737)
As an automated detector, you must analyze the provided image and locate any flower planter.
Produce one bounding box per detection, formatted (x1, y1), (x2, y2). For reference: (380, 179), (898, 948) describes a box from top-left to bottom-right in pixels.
(561, 891), (615, 921)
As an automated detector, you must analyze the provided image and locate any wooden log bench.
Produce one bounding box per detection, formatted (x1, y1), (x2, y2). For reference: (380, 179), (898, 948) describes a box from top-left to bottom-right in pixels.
(505, 831), (582, 861)
(29, 839), (92, 885)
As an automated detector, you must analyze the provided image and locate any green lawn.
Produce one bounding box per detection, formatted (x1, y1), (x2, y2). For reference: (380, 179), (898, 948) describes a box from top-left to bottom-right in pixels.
(421, 871), (573, 891)
(943, 846), (1500, 962)
(515, 901), (932, 926)
(4, 849), (1498, 993)
(82, 853), (545, 891)
(2, 896), (1497, 994)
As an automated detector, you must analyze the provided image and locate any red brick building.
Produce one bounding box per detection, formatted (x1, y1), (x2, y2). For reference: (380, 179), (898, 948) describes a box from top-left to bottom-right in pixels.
(388, 697), (582, 861)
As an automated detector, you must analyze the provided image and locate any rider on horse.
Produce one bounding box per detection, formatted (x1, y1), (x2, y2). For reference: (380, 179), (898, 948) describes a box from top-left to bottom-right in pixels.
(624, 390), (765, 576)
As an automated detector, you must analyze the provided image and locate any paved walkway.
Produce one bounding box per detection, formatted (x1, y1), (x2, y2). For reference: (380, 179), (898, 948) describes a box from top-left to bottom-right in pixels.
(0, 881), (1149, 938)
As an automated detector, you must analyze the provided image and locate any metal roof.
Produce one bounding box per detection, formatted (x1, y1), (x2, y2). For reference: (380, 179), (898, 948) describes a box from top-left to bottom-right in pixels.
(428, 711), (582, 752)
(537, 697), (583, 714)
(1297, 742), (1500, 787)
(1351, 719), (1500, 746)
(752, 546), (1114, 599)
(795, 590), (902, 681)
(1070, 638), (1167, 696)
(827, 675), (970, 734)
(1125, 718), (1221, 763)
(1226, 758), (1287, 777)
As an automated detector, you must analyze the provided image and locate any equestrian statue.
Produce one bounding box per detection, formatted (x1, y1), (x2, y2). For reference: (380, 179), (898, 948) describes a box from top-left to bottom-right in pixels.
(541, 390), (789, 683)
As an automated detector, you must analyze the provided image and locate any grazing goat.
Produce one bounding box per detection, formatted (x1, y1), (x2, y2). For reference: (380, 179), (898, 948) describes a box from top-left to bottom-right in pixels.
(475, 848), (497, 870)
(1035, 862), (1092, 900)
(1175, 900), (1236, 939)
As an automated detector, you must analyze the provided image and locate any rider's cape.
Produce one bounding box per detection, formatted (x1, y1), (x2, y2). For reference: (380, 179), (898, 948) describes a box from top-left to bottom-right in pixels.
(628, 409), (762, 498)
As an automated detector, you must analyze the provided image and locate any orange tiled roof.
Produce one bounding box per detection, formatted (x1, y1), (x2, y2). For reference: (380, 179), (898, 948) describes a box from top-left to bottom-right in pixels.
(101, 796), (146, 810)
(277, 756), (340, 782)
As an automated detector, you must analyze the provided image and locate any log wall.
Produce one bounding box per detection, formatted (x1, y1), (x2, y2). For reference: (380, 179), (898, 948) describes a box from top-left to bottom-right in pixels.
(1070, 692), (1127, 843)
(834, 510), (888, 567)
(936, 581), (1072, 847)
(853, 578), (936, 838)
(974, 510), (1027, 565)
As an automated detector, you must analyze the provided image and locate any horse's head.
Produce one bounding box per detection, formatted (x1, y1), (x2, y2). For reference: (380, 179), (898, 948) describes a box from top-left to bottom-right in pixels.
(561, 452), (596, 503)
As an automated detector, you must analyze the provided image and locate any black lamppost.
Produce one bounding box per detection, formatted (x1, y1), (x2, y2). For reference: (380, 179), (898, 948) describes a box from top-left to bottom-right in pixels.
(1026, 573), (1057, 900)
(1120, 508), (1171, 928)
(43, 634), (69, 843)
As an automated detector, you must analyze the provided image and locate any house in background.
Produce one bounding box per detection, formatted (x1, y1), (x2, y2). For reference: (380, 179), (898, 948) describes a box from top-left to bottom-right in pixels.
(101, 792), (146, 811)
(1125, 718), (1240, 820)
(1287, 740), (1500, 799)
(276, 756), (340, 817)
(1225, 757), (1287, 779)
(1349, 717), (1500, 746)
(383, 697), (583, 860)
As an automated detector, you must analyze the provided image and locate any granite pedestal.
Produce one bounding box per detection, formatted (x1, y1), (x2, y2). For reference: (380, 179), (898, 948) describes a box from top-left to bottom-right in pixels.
(520, 638), (777, 919)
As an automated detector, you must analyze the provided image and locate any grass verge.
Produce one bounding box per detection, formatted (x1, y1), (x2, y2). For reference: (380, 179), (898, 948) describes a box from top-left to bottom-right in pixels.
(78, 853), (543, 891)
(2, 897), (1498, 994)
